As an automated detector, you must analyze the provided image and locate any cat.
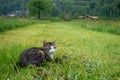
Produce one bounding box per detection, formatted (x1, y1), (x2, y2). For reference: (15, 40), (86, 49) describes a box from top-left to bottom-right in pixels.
(19, 41), (56, 66)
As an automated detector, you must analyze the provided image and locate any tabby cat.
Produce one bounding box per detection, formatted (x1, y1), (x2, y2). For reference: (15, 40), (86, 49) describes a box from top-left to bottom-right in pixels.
(19, 41), (56, 66)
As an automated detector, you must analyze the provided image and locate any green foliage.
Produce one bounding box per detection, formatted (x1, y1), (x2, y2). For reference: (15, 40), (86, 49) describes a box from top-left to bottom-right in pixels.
(0, 17), (37, 32)
(0, 0), (120, 18)
(59, 12), (72, 21)
(0, 19), (120, 79)
(70, 19), (120, 35)
(0, 0), (30, 15)
(46, 17), (63, 22)
(51, 0), (120, 18)
(27, 0), (51, 19)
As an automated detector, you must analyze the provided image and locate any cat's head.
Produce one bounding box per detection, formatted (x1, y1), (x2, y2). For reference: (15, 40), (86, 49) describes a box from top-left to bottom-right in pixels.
(43, 41), (56, 59)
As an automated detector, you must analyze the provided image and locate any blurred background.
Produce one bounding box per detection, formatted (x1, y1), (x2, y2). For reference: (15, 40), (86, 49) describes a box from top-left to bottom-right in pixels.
(0, 0), (120, 19)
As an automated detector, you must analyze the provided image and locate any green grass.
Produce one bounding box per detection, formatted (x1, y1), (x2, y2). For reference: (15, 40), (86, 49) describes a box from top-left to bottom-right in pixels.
(69, 19), (120, 35)
(0, 17), (39, 32)
(0, 18), (120, 80)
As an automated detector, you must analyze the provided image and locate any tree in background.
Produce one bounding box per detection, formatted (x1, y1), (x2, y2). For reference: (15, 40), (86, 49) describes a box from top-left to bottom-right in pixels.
(0, 0), (120, 18)
(27, 0), (51, 19)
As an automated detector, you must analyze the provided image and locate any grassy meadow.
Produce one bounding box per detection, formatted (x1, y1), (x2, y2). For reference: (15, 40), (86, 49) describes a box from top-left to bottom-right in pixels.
(0, 17), (39, 32)
(0, 18), (120, 80)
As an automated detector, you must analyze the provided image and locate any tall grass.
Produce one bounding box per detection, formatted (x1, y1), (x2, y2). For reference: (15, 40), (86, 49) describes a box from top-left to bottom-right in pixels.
(0, 17), (39, 32)
(70, 19), (120, 35)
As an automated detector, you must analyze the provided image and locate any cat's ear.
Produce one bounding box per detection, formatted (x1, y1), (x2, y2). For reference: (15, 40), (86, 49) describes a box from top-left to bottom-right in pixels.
(53, 40), (56, 44)
(43, 40), (47, 46)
